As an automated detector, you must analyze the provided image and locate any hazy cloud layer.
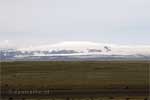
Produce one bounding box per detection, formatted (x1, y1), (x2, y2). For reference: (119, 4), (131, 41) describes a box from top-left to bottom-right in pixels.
(0, 0), (150, 46)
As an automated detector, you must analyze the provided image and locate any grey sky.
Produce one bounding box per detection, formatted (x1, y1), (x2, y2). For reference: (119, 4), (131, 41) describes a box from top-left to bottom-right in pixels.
(0, 0), (150, 47)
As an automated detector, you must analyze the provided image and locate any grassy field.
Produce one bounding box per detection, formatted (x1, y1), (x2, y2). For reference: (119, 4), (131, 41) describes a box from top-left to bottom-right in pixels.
(0, 61), (149, 99)
(0, 61), (150, 100)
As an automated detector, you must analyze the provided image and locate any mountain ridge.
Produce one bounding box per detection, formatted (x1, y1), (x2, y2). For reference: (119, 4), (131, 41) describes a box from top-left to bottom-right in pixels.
(1, 41), (150, 61)
(11, 41), (150, 55)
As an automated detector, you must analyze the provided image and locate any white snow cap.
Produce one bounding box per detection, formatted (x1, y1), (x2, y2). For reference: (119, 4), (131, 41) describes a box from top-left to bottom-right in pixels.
(17, 41), (150, 55)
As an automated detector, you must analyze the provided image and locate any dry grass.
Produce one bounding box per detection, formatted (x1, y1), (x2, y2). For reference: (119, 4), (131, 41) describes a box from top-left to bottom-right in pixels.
(1, 61), (149, 89)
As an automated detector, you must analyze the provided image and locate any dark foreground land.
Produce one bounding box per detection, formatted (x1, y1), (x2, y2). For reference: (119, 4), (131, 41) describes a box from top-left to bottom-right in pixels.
(0, 61), (149, 100)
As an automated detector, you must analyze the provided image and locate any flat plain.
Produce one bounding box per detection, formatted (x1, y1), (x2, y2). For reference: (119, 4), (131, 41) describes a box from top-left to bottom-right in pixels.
(0, 61), (149, 100)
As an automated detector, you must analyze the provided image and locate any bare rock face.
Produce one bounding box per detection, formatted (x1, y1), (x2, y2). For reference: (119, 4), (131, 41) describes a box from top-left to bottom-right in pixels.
(104, 46), (111, 52)
(50, 50), (79, 54)
(88, 49), (102, 53)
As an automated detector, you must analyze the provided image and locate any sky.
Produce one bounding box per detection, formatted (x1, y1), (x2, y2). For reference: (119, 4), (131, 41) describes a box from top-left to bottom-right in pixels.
(0, 0), (150, 48)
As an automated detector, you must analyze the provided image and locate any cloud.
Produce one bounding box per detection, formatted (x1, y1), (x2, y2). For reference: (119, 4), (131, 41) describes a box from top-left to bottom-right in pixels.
(0, 40), (12, 48)
(0, 0), (149, 46)
(0, 0), (150, 33)
(4, 40), (9, 44)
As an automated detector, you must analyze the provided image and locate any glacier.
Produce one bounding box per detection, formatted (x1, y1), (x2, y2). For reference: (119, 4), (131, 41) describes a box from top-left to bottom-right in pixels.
(1, 41), (150, 61)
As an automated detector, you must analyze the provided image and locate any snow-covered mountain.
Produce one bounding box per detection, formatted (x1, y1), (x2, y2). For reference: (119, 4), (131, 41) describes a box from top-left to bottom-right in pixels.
(1, 41), (150, 61)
